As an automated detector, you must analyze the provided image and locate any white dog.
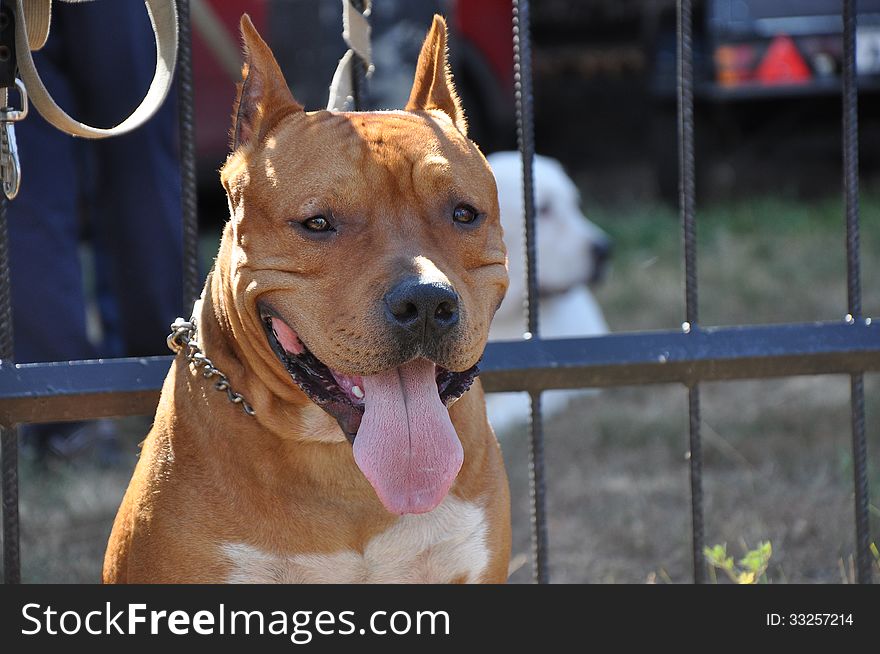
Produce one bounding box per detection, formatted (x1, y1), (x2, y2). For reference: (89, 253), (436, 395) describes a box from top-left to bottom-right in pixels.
(486, 152), (612, 433)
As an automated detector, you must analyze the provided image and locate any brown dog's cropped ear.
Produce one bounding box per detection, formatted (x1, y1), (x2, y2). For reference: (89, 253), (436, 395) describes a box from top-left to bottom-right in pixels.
(231, 14), (302, 150)
(405, 15), (467, 135)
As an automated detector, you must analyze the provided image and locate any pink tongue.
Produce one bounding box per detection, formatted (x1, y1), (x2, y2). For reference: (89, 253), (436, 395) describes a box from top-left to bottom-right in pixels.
(352, 359), (463, 515)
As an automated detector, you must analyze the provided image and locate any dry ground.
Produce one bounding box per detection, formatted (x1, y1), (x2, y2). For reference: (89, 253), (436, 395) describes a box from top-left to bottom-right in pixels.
(8, 193), (880, 583)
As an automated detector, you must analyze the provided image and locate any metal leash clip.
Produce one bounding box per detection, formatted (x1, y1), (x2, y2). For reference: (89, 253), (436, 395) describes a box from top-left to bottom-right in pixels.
(0, 79), (28, 200)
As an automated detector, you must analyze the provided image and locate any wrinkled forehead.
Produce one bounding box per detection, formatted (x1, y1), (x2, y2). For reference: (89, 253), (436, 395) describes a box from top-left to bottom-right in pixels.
(256, 110), (495, 198)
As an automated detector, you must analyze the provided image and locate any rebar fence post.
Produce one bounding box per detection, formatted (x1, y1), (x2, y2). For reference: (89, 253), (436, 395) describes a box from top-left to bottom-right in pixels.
(0, 194), (19, 585)
(0, 0), (20, 584)
(841, 0), (872, 584)
(177, 0), (200, 311)
(513, 0), (548, 584)
(677, 0), (706, 584)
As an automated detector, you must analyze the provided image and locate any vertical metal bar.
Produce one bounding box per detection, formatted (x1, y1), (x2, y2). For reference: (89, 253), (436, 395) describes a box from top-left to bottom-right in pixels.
(528, 391), (549, 583)
(677, 0), (697, 329)
(513, 0), (548, 583)
(177, 0), (201, 312)
(677, 0), (706, 584)
(0, 194), (20, 584)
(0, 3), (20, 585)
(686, 386), (704, 583)
(842, 0), (871, 584)
(513, 1), (539, 339)
(842, 1), (862, 321)
(0, 120), (10, 364)
(349, 0), (369, 111)
(850, 375), (870, 582)
(0, 426), (18, 584)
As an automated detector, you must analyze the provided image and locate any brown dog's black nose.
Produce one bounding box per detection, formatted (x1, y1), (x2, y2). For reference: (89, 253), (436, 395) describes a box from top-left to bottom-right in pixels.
(384, 278), (460, 339)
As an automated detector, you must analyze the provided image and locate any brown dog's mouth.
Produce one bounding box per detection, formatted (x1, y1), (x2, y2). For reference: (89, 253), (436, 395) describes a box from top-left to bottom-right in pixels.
(258, 305), (479, 442)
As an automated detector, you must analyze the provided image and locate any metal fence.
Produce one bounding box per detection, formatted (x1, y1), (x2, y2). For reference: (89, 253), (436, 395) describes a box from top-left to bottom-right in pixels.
(0, 0), (877, 585)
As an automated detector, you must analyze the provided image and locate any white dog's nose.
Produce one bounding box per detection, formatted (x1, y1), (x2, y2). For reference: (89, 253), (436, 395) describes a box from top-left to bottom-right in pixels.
(589, 238), (613, 284)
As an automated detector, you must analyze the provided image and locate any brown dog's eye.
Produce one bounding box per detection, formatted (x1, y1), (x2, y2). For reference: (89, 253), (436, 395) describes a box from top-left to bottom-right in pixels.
(453, 204), (480, 225)
(302, 215), (333, 232)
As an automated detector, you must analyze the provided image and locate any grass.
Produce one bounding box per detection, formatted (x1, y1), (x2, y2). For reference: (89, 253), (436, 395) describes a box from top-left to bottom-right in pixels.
(500, 192), (880, 583)
(590, 193), (880, 329)
(13, 418), (151, 584)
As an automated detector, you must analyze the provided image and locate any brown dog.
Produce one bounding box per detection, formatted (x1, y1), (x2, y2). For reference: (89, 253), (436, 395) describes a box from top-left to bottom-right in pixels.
(103, 15), (510, 583)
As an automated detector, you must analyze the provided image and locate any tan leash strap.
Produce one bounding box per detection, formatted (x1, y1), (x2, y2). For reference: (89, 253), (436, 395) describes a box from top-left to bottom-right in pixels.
(14, 0), (178, 139)
(327, 0), (372, 111)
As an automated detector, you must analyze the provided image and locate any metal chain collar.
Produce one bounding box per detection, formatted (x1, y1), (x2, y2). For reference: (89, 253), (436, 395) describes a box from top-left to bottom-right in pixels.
(167, 317), (255, 416)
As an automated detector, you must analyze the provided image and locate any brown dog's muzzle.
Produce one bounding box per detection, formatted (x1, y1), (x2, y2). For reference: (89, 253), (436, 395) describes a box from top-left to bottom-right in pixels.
(258, 300), (480, 444)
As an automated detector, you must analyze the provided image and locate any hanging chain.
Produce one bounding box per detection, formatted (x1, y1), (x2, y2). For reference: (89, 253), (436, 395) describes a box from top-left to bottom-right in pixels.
(167, 317), (255, 416)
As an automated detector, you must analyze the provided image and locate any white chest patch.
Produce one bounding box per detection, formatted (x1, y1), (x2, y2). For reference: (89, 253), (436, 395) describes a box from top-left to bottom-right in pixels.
(219, 495), (490, 583)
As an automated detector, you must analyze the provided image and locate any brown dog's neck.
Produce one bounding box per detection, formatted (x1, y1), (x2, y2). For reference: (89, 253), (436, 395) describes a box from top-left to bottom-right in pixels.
(189, 231), (345, 447)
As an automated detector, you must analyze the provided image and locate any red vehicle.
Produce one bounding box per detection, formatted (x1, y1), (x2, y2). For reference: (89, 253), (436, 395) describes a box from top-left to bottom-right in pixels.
(193, 1), (880, 199)
(191, 1), (515, 175)
(192, 1), (267, 179)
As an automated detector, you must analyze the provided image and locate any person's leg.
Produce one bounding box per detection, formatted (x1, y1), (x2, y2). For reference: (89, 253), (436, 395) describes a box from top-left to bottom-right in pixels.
(7, 48), (93, 364)
(95, 99), (184, 357)
(59, 0), (185, 357)
(6, 38), (98, 457)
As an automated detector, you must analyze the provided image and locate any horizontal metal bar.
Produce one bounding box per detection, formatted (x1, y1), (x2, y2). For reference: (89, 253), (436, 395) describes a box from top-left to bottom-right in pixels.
(0, 356), (169, 425)
(482, 320), (879, 392)
(0, 320), (877, 425)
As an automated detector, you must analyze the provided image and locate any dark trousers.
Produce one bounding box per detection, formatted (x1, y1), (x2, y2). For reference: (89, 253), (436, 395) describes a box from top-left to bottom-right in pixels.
(8, 0), (183, 364)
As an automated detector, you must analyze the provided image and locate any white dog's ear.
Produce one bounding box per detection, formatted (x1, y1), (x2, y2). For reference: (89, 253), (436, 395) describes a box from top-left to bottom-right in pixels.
(406, 15), (467, 135)
(231, 14), (302, 150)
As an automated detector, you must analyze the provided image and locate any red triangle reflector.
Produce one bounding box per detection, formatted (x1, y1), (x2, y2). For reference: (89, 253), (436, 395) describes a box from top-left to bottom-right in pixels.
(756, 35), (812, 84)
